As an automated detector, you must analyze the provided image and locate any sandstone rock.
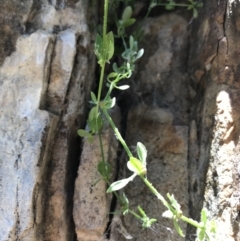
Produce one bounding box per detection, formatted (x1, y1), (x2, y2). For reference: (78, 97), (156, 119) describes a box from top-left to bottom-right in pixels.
(110, 14), (189, 241)
(73, 108), (120, 241)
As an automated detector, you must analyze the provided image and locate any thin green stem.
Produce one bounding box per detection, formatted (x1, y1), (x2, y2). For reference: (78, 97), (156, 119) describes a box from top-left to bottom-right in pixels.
(96, 0), (109, 114)
(102, 108), (133, 158)
(139, 174), (203, 229)
(129, 209), (142, 221)
(98, 133), (105, 162)
(103, 0), (109, 39)
(180, 215), (203, 229)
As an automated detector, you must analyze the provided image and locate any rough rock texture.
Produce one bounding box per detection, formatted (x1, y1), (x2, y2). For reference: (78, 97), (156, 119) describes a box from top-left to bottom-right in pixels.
(1, 1), (240, 241)
(73, 108), (120, 241)
(0, 1), (97, 241)
(0, 31), (56, 241)
(188, 0), (240, 240)
(110, 14), (189, 241)
(0, 1), (32, 66)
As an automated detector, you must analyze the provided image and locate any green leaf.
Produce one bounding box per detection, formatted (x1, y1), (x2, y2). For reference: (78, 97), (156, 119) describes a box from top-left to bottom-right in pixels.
(107, 173), (137, 192)
(122, 6), (132, 22)
(88, 106), (98, 121)
(201, 208), (207, 226)
(167, 193), (182, 213)
(193, 8), (198, 18)
(88, 110), (102, 133)
(136, 49), (144, 60)
(98, 161), (112, 179)
(129, 36), (134, 50)
(173, 219), (185, 237)
(197, 228), (205, 241)
(123, 18), (136, 28)
(90, 91), (97, 103)
(94, 34), (104, 66)
(136, 142), (147, 164)
(127, 157), (147, 175)
(107, 72), (118, 81)
(112, 63), (119, 72)
(103, 97), (116, 109)
(77, 129), (89, 137)
(106, 31), (114, 61)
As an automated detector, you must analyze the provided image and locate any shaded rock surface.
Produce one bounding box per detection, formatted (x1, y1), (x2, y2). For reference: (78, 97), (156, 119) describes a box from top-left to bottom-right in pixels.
(110, 14), (189, 241)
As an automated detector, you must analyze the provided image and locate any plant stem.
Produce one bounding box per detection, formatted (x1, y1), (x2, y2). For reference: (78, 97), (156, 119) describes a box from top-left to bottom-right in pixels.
(102, 108), (133, 158)
(129, 209), (142, 221)
(96, 0), (109, 114)
(97, 64), (106, 114)
(98, 132), (105, 162)
(140, 175), (203, 229)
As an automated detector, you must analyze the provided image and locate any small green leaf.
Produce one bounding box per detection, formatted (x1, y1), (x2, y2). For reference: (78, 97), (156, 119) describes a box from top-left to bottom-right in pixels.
(129, 36), (134, 50)
(122, 6), (132, 22)
(88, 111), (102, 133)
(193, 8), (198, 18)
(123, 18), (136, 28)
(94, 34), (104, 66)
(88, 106), (98, 121)
(103, 97), (116, 109)
(107, 72), (118, 81)
(106, 31), (114, 61)
(127, 157), (144, 175)
(201, 208), (207, 226)
(77, 129), (89, 137)
(136, 49), (144, 60)
(107, 179), (130, 192)
(107, 173), (137, 192)
(90, 91), (97, 103)
(112, 63), (119, 72)
(137, 142), (147, 164)
(173, 219), (185, 237)
(197, 228), (205, 241)
(167, 193), (181, 213)
(98, 161), (112, 179)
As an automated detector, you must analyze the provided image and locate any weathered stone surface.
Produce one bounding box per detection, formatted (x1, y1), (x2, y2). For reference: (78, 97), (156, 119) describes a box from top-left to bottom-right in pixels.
(0, 0), (32, 66)
(0, 1), (97, 241)
(46, 29), (77, 115)
(0, 31), (56, 241)
(110, 14), (189, 241)
(188, 0), (240, 240)
(73, 108), (120, 241)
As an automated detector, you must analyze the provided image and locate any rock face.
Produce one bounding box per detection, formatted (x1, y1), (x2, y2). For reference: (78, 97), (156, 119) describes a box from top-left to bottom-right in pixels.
(188, 0), (240, 240)
(1, 1), (240, 241)
(0, 1), (97, 241)
(73, 108), (120, 241)
(110, 14), (189, 241)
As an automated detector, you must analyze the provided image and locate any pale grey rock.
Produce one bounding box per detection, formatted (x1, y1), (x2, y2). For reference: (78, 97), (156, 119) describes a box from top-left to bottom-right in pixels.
(0, 31), (56, 241)
(46, 29), (77, 115)
(0, 1), (97, 241)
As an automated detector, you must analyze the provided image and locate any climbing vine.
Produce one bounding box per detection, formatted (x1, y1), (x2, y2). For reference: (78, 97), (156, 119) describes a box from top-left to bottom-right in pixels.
(78, 0), (216, 240)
